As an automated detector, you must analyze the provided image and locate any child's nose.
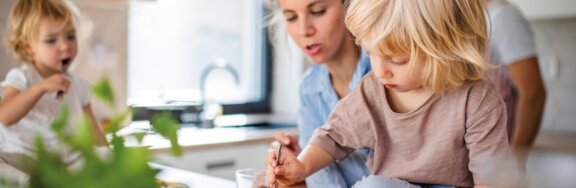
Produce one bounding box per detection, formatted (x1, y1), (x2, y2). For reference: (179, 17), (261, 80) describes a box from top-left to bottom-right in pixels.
(59, 43), (68, 51)
(59, 42), (72, 53)
(380, 63), (393, 79)
(383, 70), (393, 79)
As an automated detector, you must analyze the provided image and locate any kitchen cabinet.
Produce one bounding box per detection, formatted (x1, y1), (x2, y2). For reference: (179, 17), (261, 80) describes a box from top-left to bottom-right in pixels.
(151, 142), (269, 180)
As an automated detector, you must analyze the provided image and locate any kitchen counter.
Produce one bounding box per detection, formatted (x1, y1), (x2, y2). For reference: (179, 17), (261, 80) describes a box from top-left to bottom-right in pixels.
(152, 163), (236, 187)
(119, 114), (299, 153)
(140, 125), (575, 187)
(118, 114), (300, 184)
(152, 162), (309, 188)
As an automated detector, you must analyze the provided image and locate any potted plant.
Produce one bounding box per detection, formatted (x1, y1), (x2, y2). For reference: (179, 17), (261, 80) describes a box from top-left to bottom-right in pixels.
(1, 77), (182, 188)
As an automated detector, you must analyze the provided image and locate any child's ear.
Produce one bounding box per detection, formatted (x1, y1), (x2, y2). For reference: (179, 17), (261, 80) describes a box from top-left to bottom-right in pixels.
(24, 43), (34, 54)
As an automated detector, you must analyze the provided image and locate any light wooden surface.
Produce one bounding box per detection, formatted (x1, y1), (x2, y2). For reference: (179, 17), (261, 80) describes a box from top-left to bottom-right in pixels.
(532, 131), (576, 153)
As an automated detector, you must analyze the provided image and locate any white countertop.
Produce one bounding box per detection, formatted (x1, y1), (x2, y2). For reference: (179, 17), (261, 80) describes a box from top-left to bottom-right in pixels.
(118, 115), (298, 153)
(152, 163), (236, 187)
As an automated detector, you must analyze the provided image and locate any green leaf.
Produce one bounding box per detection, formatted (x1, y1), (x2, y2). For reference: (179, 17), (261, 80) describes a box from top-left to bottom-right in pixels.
(0, 177), (24, 187)
(133, 132), (146, 144)
(69, 117), (95, 152)
(107, 109), (132, 134)
(51, 105), (69, 132)
(29, 137), (69, 188)
(91, 77), (115, 106)
(19, 75), (184, 188)
(150, 112), (182, 156)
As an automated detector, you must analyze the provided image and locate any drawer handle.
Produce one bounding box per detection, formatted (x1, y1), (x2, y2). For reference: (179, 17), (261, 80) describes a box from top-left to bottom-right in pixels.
(205, 160), (235, 171)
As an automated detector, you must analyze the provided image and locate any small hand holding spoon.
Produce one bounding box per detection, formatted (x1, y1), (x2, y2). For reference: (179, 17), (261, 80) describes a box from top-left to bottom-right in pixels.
(56, 58), (70, 100)
(274, 144), (283, 188)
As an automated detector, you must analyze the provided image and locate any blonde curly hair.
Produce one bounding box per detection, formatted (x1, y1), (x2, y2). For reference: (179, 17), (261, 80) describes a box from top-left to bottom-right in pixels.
(4, 0), (79, 64)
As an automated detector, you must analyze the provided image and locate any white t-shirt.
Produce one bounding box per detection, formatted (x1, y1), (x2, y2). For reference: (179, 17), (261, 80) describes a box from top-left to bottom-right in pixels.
(487, 0), (537, 65)
(485, 0), (538, 136)
(0, 64), (91, 157)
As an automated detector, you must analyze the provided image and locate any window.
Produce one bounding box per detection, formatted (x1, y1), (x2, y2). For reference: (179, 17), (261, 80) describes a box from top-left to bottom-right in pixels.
(127, 0), (270, 115)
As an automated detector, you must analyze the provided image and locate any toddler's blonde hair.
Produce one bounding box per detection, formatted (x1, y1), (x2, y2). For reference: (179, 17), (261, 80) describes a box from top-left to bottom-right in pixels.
(346, 0), (489, 92)
(4, 0), (79, 64)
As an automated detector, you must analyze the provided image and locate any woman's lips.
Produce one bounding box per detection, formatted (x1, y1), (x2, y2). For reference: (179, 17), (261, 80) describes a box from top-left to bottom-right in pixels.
(384, 84), (396, 89)
(305, 44), (321, 56)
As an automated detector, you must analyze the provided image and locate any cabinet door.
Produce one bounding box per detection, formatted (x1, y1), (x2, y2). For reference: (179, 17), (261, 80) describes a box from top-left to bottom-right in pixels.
(151, 142), (269, 180)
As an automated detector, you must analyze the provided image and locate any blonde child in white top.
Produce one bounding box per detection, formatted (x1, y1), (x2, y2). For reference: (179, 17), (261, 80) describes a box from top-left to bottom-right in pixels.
(0, 0), (107, 161)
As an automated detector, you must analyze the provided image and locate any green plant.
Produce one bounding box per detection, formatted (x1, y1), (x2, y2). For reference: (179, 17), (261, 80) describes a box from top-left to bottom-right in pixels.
(2, 77), (182, 188)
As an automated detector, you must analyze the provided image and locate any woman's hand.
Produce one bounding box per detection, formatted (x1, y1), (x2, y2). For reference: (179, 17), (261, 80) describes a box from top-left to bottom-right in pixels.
(267, 146), (306, 187)
(273, 132), (302, 155)
(40, 74), (70, 94)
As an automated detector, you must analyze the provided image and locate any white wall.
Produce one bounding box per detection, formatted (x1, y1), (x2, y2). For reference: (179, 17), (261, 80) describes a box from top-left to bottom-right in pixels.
(510, 0), (576, 20)
(0, 0), (18, 79)
(71, 2), (129, 119)
(532, 18), (576, 133)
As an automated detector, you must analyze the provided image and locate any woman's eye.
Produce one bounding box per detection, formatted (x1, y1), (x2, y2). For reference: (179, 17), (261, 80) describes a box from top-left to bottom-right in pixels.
(286, 16), (297, 22)
(284, 13), (297, 22)
(311, 9), (326, 16)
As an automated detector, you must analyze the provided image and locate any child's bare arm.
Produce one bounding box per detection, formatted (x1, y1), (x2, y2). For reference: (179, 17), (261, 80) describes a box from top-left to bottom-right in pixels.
(0, 85), (46, 126)
(297, 145), (336, 178)
(83, 104), (108, 146)
(0, 74), (69, 126)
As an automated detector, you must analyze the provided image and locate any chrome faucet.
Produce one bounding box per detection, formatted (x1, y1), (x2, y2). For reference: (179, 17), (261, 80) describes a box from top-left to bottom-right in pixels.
(197, 58), (240, 128)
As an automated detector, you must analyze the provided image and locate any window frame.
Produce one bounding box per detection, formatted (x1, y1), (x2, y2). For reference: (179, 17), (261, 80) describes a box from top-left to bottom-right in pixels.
(223, 26), (272, 114)
(130, 4), (272, 121)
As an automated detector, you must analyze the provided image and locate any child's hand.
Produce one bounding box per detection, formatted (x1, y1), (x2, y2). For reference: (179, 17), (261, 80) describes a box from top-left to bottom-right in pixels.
(267, 147), (305, 187)
(40, 74), (70, 94)
(273, 132), (302, 155)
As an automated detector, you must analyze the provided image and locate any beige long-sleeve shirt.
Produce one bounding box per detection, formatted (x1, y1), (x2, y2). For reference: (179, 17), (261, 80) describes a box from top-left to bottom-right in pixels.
(310, 73), (512, 187)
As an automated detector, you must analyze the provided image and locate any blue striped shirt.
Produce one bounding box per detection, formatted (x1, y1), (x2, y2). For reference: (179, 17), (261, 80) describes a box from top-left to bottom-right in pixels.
(298, 53), (371, 188)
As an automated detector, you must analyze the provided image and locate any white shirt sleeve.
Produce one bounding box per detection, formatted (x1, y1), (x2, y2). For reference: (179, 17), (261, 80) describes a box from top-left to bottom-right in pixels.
(75, 76), (92, 106)
(488, 3), (537, 65)
(1, 68), (28, 92)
